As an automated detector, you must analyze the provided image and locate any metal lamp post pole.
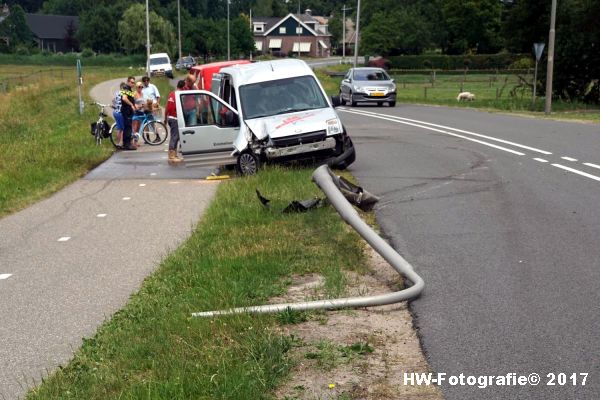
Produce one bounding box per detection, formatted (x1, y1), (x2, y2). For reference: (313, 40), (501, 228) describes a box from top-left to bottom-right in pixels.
(544, 0), (557, 115)
(353, 0), (361, 69)
(145, 0), (151, 73)
(177, 0), (182, 61)
(227, 0), (230, 60)
(342, 5), (351, 63)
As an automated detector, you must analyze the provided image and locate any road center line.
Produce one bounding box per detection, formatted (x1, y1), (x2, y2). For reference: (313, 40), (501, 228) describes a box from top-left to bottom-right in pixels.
(551, 164), (600, 182)
(533, 158), (548, 163)
(0, 274), (12, 280)
(340, 108), (553, 155)
(339, 108), (526, 156)
(561, 156), (578, 162)
(583, 162), (600, 170)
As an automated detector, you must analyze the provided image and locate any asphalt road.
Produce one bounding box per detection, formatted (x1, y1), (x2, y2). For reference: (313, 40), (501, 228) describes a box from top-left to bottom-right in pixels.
(338, 104), (599, 399)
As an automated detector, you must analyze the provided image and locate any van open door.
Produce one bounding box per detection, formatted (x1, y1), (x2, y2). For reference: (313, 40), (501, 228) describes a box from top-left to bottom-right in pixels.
(175, 90), (240, 168)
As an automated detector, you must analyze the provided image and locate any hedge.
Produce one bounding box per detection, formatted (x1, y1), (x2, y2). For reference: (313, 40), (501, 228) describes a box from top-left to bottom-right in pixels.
(387, 53), (529, 70)
(0, 53), (146, 67)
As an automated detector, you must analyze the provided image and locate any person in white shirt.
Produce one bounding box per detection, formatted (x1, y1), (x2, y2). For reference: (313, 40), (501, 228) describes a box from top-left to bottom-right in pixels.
(141, 76), (161, 110)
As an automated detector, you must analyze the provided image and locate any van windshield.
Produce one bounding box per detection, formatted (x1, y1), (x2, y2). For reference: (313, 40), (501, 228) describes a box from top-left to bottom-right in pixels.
(150, 57), (169, 65)
(239, 75), (328, 120)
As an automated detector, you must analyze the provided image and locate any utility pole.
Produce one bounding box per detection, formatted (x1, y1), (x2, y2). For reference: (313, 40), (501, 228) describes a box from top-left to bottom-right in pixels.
(544, 0), (557, 115)
(342, 4), (351, 63)
(353, 0), (361, 69)
(227, 0), (231, 60)
(177, 0), (182, 61)
(145, 0), (151, 73)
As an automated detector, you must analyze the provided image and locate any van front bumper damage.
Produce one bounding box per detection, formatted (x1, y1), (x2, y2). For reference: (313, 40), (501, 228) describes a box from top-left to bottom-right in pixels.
(265, 137), (336, 159)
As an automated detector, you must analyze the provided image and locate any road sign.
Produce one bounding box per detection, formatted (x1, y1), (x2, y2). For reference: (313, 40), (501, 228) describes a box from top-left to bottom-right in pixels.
(534, 43), (545, 62)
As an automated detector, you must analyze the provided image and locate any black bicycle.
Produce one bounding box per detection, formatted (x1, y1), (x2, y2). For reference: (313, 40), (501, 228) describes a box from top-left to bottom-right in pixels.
(90, 102), (112, 145)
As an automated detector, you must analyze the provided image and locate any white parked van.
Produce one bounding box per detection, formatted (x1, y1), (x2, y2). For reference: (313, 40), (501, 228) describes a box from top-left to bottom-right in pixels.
(147, 53), (173, 78)
(174, 59), (356, 175)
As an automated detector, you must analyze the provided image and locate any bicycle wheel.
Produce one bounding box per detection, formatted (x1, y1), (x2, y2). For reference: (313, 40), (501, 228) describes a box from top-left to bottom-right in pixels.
(142, 120), (168, 146)
(108, 123), (121, 148)
(94, 122), (103, 145)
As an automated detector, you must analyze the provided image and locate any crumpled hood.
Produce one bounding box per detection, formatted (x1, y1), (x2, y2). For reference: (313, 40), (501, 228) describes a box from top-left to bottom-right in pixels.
(244, 108), (339, 140)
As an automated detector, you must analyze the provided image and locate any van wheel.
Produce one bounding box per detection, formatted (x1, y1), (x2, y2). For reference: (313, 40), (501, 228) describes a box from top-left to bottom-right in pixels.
(237, 151), (259, 176)
(339, 91), (346, 105)
(350, 93), (357, 107)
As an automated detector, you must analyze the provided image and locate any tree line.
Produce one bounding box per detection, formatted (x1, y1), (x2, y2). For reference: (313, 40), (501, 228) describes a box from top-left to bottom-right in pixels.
(1, 0), (598, 103)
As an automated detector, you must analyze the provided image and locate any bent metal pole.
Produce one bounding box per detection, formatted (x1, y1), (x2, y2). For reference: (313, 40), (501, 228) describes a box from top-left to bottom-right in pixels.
(192, 165), (425, 318)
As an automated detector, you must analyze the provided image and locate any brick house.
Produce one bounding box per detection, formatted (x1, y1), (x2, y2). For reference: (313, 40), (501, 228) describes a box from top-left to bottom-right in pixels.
(252, 9), (331, 58)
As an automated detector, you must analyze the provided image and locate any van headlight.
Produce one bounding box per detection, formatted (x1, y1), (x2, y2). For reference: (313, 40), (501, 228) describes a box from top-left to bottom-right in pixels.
(326, 119), (342, 135)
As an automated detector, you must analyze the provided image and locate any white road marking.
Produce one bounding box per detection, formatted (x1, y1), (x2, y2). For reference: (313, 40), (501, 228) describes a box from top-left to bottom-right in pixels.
(58, 236), (71, 242)
(340, 108), (553, 155)
(552, 164), (600, 182)
(583, 162), (600, 170)
(0, 274), (12, 280)
(340, 108), (526, 156)
(139, 183), (146, 187)
(561, 156), (578, 162)
(122, 197), (131, 201)
(533, 158), (548, 163)
(97, 213), (107, 218)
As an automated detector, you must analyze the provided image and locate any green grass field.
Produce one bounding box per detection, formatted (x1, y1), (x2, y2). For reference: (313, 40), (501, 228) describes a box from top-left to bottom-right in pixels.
(316, 66), (600, 121)
(26, 167), (366, 399)
(0, 66), (130, 217)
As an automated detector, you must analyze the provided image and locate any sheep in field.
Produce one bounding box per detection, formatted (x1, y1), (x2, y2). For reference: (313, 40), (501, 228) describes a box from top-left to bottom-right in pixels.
(457, 91), (476, 101)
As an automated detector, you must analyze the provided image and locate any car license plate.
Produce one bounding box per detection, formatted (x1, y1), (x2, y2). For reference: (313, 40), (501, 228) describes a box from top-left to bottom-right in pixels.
(373, 92), (384, 97)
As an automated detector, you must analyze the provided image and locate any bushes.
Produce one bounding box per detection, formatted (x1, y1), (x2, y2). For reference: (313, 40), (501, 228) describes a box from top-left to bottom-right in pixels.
(388, 53), (529, 70)
(0, 52), (146, 67)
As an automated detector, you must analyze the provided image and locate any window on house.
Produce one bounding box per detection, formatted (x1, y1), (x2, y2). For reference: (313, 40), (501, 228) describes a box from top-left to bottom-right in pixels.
(254, 24), (263, 32)
(279, 27), (286, 34)
(296, 27), (303, 34)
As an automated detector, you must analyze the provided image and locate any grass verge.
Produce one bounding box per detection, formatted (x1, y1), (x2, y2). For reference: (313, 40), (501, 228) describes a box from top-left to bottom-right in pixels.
(27, 166), (366, 399)
(0, 65), (133, 218)
(315, 67), (600, 123)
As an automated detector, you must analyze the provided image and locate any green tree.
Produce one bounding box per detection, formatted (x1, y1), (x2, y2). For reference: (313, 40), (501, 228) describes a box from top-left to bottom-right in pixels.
(118, 3), (176, 55)
(230, 15), (255, 57)
(0, 4), (33, 49)
(360, 6), (433, 55)
(42, 0), (89, 15)
(441, 0), (503, 54)
(77, 6), (121, 53)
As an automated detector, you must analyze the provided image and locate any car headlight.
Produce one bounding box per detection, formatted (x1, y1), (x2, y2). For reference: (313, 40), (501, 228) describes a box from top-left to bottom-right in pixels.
(326, 118), (342, 135)
(391, 83), (396, 92)
(353, 85), (362, 93)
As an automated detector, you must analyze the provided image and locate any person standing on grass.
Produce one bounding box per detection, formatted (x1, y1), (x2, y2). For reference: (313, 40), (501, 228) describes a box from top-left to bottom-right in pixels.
(164, 80), (185, 165)
(120, 78), (137, 151)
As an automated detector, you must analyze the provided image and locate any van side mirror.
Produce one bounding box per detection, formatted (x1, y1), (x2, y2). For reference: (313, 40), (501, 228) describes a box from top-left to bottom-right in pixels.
(331, 95), (341, 108)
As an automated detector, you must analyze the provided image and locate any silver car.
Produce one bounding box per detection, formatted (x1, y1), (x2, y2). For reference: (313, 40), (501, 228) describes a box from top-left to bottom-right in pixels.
(339, 67), (396, 107)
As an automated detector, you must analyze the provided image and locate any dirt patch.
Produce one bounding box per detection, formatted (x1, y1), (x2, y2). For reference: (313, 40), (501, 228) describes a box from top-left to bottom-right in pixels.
(273, 247), (442, 400)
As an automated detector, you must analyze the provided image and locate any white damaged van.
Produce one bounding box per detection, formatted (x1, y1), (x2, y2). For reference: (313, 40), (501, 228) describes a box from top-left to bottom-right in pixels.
(174, 59), (355, 175)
